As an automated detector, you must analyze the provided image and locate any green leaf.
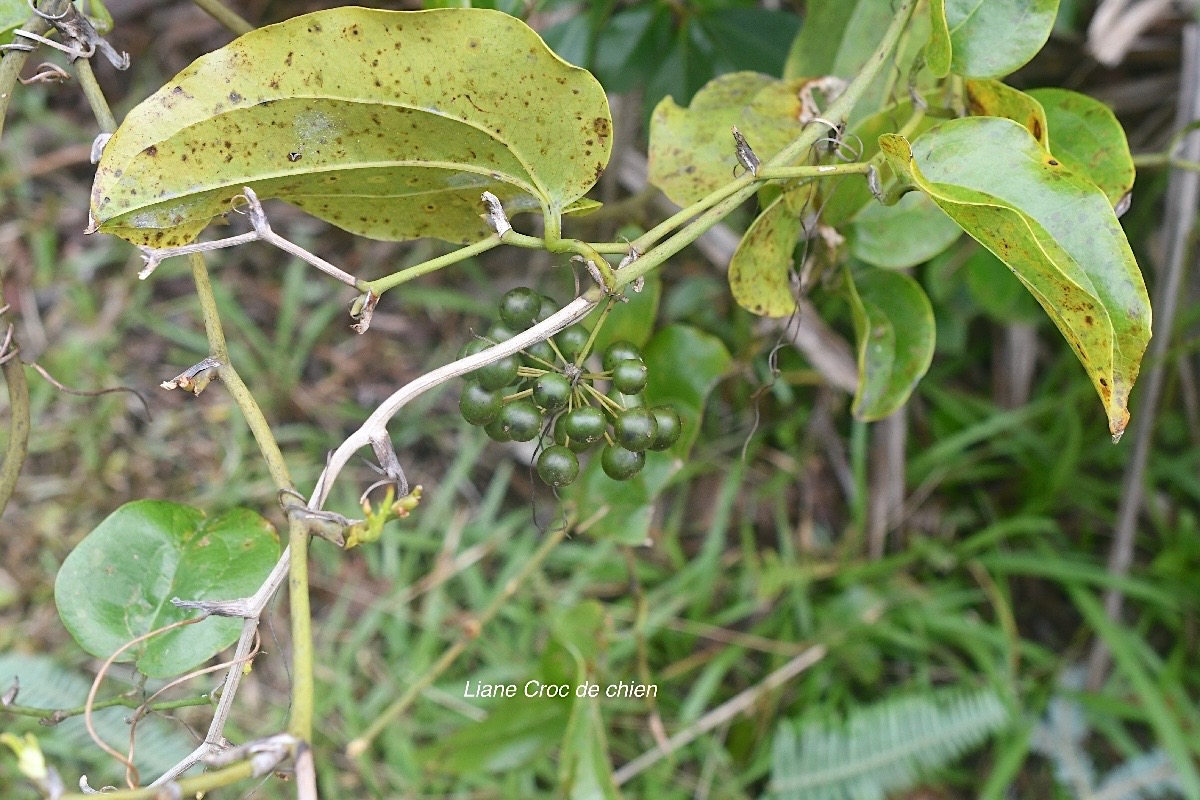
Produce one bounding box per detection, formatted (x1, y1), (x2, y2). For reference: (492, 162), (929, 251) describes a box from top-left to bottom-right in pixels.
(729, 195), (801, 318)
(965, 79), (1049, 146)
(568, 325), (731, 543)
(784, 0), (895, 80)
(926, 0), (952, 77)
(54, 500), (279, 678)
(700, 8), (800, 77)
(560, 692), (622, 800)
(849, 192), (962, 270)
(90, 8), (612, 247)
(648, 72), (802, 206)
(0, 0), (26, 44)
(879, 118), (1150, 438)
(1029, 87), (1135, 207)
(844, 266), (935, 420)
(936, 0), (1059, 78)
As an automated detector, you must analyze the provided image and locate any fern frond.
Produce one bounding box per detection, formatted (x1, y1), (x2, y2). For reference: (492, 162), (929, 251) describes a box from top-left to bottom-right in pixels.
(1032, 694), (1098, 797)
(767, 687), (1009, 800)
(1094, 751), (1184, 800)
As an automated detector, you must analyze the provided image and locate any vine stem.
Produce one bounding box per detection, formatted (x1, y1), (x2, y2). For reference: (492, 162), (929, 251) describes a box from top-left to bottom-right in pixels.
(2, 693), (211, 723)
(367, 234), (501, 294)
(75, 58), (116, 134)
(192, 0), (254, 36)
(618, 0), (919, 289)
(345, 522), (570, 757)
(58, 761), (257, 800)
(287, 517), (314, 742)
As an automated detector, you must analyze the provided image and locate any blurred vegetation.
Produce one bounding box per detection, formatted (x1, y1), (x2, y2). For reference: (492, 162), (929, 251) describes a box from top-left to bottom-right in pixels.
(1, 0), (1198, 798)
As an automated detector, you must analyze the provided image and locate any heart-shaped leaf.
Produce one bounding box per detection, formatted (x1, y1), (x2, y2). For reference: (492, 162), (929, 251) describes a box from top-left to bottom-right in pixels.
(849, 192), (962, 270)
(879, 118), (1150, 438)
(965, 79), (1049, 146)
(90, 7), (611, 247)
(1029, 87), (1135, 207)
(729, 195), (802, 317)
(55, 500), (280, 678)
(844, 266), (935, 420)
(928, 0), (1059, 78)
(568, 325), (731, 544)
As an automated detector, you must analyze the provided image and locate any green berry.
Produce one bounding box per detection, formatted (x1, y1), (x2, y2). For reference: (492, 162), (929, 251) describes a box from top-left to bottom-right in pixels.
(614, 407), (657, 452)
(555, 325), (591, 360)
(537, 445), (579, 487)
(460, 383), (501, 426)
(500, 400), (543, 442)
(648, 406), (682, 451)
(523, 340), (556, 367)
(484, 417), (512, 443)
(458, 338), (488, 360)
(610, 360), (648, 395)
(601, 444), (645, 480)
(487, 323), (517, 343)
(563, 406), (606, 446)
(499, 287), (541, 328)
(603, 340), (642, 371)
(476, 354), (519, 391)
(533, 373), (572, 411)
(537, 295), (561, 322)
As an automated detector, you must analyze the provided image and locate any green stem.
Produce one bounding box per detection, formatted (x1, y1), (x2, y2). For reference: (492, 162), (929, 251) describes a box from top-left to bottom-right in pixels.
(2, 694), (211, 723)
(0, 0), (66, 141)
(574, 298), (616, 368)
(74, 58), (116, 134)
(346, 523), (569, 756)
(367, 235), (501, 294)
(287, 517), (314, 741)
(0, 299), (29, 518)
(58, 760), (256, 800)
(756, 163), (872, 180)
(191, 0), (255, 35)
(188, 254), (293, 491)
(618, 0), (919, 290)
(1132, 152), (1200, 172)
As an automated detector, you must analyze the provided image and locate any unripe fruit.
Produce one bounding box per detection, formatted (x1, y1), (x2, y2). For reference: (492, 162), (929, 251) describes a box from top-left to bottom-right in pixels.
(601, 444), (645, 480)
(484, 416), (511, 443)
(537, 295), (561, 322)
(562, 406), (606, 447)
(476, 354), (518, 391)
(499, 287), (541, 328)
(555, 325), (591, 360)
(458, 338), (488, 360)
(648, 406), (683, 451)
(614, 407), (657, 452)
(500, 400), (543, 442)
(460, 383), (501, 426)
(487, 323), (517, 343)
(610, 359), (648, 395)
(533, 373), (572, 411)
(537, 445), (579, 487)
(523, 340), (556, 367)
(603, 340), (642, 371)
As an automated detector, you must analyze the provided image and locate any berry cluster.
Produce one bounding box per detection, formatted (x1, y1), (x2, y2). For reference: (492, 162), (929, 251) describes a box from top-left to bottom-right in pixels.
(459, 288), (682, 487)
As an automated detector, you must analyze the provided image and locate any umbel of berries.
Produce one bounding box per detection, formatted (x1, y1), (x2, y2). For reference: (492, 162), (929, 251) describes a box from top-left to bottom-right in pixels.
(459, 290), (684, 488)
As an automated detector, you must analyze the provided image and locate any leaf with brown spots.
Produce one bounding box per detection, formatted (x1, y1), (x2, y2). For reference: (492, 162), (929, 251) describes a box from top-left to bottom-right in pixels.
(728, 195), (802, 318)
(843, 265), (935, 420)
(879, 118), (1150, 439)
(1028, 88), (1135, 208)
(964, 79), (1049, 146)
(54, 500), (279, 678)
(90, 8), (611, 247)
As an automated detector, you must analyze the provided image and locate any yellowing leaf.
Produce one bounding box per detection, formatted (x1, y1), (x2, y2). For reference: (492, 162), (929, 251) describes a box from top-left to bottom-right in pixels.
(965, 79), (1049, 146)
(91, 8), (611, 247)
(879, 118), (1150, 438)
(729, 196), (801, 317)
(1029, 87), (1135, 207)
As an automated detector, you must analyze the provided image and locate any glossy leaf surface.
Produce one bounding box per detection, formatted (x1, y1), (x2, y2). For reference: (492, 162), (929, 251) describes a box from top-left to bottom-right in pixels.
(850, 192), (962, 270)
(931, 0), (1058, 78)
(55, 500), (279, 678)
(880, 118), (1150, 437)
(91, 8), (611, 246)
